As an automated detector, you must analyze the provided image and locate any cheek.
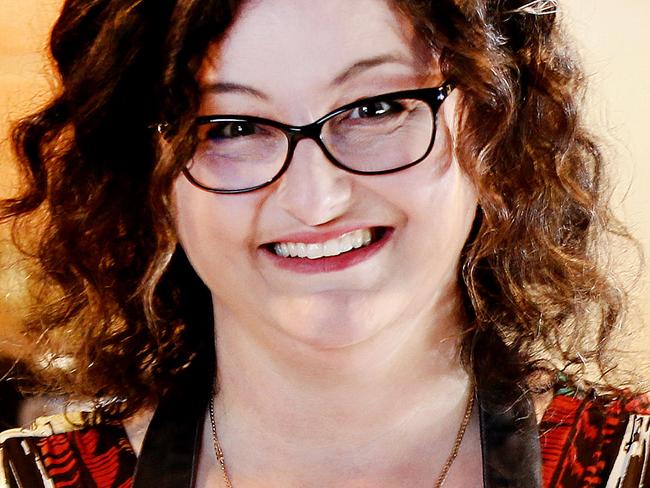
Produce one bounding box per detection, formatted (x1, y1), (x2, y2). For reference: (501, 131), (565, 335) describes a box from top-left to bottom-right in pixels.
(410, 99), (477, 259)
(369, 135), (477, 277)
(406, 171), (477, 258)
(173, 177), (260, 285)
(399, 171), (477, 317)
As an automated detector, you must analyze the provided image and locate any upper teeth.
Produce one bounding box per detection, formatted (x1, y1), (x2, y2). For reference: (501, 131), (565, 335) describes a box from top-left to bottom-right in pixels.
(273, 229), (373, 259)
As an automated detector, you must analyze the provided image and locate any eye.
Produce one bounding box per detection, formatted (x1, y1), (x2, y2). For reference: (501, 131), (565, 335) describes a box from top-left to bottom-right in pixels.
(349, 100), (403, 119)
(204, 121), (257, 140)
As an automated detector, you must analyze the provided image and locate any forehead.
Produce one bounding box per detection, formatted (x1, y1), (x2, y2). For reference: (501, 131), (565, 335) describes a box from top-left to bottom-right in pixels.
(199, 0), (432, 94)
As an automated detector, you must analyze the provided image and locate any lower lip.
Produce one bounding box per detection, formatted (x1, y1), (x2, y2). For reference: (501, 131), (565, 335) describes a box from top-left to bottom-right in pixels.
(261, 228), (393, 274)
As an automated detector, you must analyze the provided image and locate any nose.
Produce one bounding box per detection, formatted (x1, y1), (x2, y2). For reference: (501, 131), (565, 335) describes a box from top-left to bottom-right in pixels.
(275, 138), (353, 226)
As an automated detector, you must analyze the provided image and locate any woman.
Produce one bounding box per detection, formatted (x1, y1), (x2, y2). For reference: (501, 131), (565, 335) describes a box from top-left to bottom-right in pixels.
(0, 0), (647, 486)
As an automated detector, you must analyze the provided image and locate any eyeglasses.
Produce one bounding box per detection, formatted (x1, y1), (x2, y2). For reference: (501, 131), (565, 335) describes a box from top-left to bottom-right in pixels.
(183, 82), (454, 194)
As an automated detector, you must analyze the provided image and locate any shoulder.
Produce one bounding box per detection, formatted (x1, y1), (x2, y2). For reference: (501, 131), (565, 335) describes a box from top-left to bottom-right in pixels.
(540, 383), (650, 488)
(0, 411), (136, 488)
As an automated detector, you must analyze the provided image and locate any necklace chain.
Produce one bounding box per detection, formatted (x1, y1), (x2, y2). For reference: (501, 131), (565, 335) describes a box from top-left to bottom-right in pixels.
(208, 395), (234, 488)
(209, 387), (475, 488)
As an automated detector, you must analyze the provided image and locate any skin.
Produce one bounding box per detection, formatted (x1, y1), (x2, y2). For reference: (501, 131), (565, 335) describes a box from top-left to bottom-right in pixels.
(168, 0), (482, 486)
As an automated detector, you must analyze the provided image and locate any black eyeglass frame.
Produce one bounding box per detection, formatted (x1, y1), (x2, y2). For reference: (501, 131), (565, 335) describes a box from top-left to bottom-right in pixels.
(183, 82), (455, 194)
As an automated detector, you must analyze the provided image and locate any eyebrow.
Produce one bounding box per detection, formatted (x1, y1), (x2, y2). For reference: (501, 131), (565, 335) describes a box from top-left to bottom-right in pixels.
(330, 54), (415, 86)
(199, 54), (415, 100)
(200, 81), (268, 100)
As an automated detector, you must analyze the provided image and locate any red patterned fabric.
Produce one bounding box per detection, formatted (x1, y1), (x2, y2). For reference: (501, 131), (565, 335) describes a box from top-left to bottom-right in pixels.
(3, 391), (649, 487)
(34, 424), (135, 488)
(540, 392), (650, 487)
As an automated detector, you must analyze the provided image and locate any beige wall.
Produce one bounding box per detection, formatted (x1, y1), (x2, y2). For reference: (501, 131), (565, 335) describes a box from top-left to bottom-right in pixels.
(0, 1), (649, 350)
(562, 2), (650, 346)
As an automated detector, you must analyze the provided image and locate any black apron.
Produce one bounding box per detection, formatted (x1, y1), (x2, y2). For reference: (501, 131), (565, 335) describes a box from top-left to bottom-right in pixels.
(132, 365), (543, 487)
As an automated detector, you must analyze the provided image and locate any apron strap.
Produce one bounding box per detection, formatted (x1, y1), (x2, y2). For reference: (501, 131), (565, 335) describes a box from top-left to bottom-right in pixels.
(132, 384), (208, 488)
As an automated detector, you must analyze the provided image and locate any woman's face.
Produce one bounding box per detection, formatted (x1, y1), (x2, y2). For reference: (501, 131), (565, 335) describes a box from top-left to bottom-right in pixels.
(174, 0), (478, 349)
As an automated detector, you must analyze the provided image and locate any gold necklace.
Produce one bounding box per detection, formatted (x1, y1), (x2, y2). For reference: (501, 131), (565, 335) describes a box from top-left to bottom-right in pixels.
(209, 387), (475, 488)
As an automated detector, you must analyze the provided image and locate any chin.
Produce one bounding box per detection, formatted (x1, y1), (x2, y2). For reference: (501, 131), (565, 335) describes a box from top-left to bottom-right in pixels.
(270, 299), (385, 351)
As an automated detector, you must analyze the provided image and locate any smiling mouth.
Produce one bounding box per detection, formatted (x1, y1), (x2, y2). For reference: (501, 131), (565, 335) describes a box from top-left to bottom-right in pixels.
(266, 227), (388, 259)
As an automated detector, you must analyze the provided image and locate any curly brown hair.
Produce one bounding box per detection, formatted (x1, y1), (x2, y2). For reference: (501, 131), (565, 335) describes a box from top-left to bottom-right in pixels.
(1, 0), (636, 419)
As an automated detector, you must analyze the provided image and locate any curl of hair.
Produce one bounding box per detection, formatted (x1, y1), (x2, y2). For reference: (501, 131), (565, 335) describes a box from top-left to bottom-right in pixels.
(1, 0), (636, 419)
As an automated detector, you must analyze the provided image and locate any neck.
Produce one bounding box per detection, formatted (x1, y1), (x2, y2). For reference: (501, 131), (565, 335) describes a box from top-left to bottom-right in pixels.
(209, 292), (473, 470)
